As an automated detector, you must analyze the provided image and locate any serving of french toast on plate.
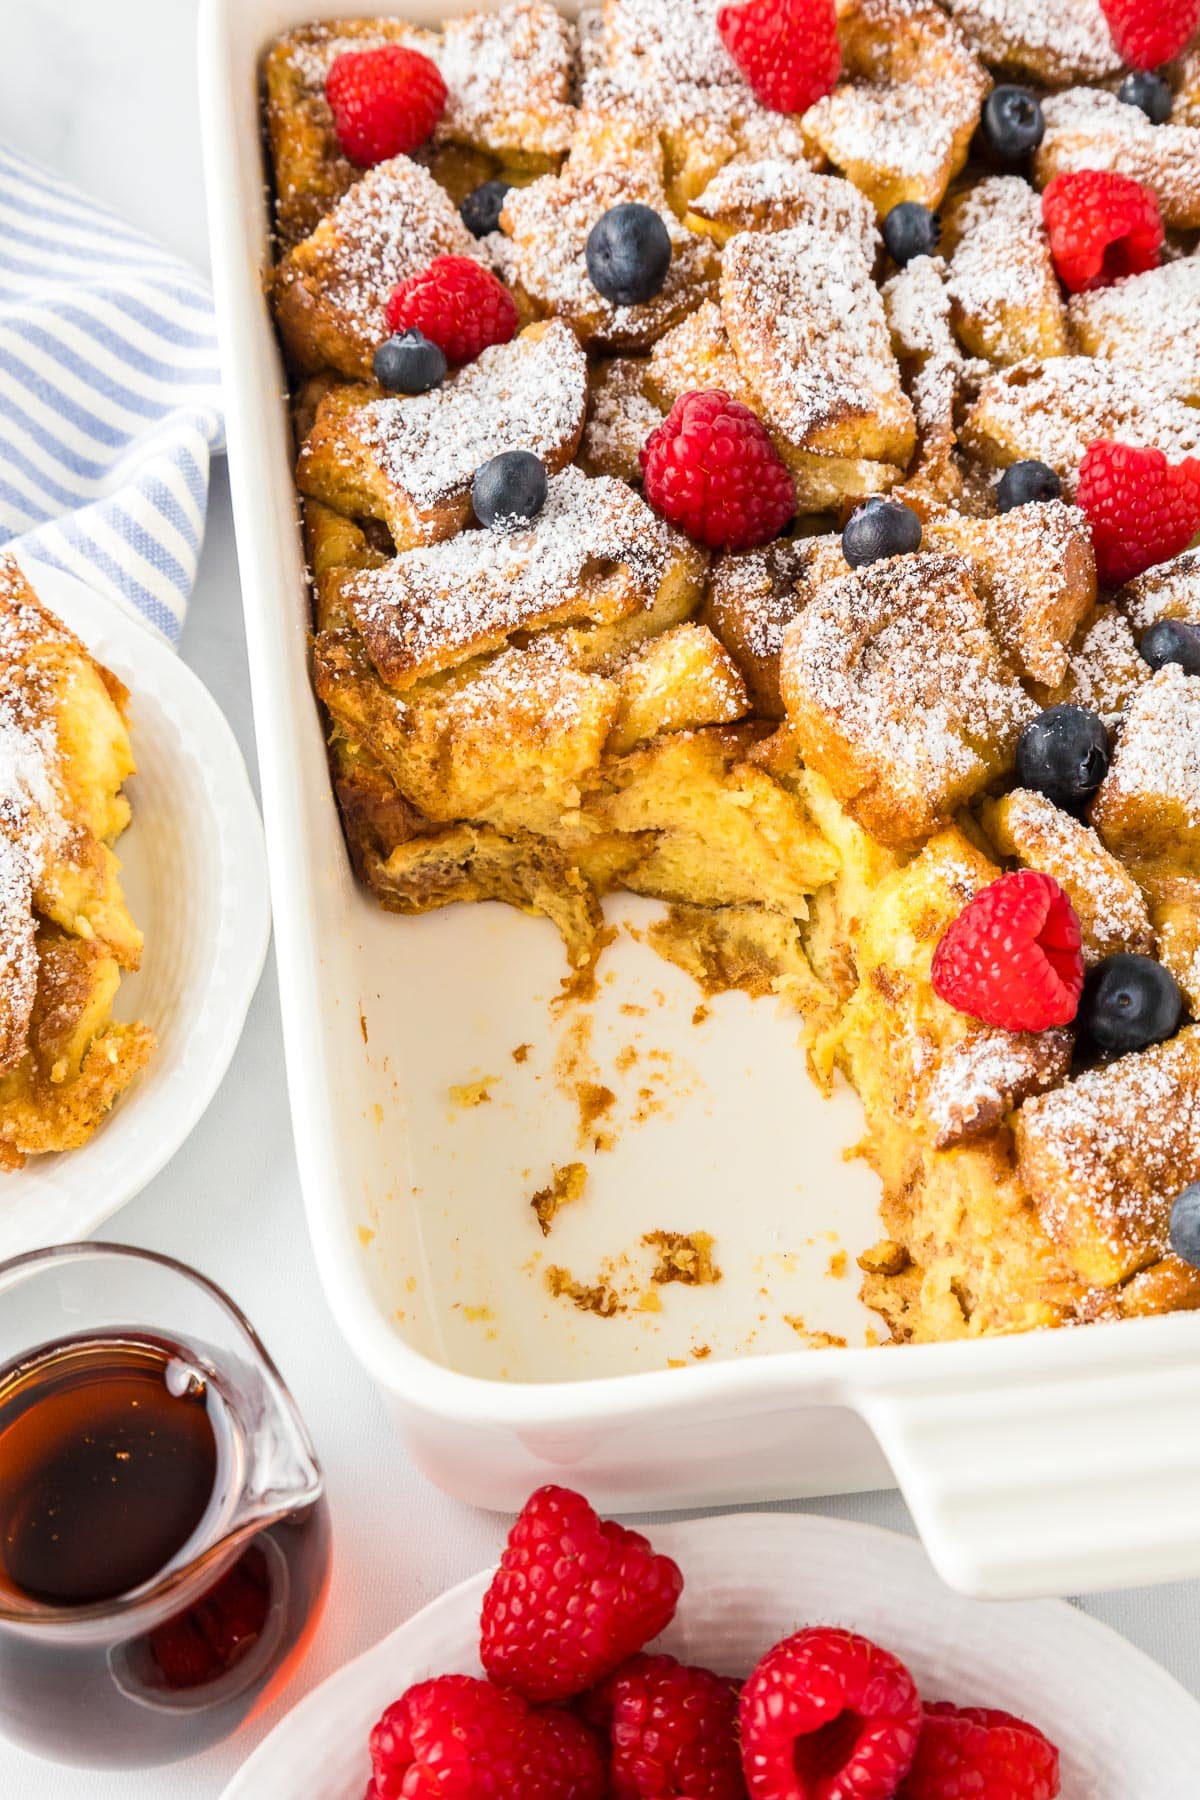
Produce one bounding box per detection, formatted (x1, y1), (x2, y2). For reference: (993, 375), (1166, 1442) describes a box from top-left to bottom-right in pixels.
(0, 557), (153, 1168)
(262, 0), (1200, 1351)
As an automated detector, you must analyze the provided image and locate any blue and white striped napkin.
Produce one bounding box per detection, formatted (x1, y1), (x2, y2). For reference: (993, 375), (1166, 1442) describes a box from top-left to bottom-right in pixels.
(0, 144), (224, 647)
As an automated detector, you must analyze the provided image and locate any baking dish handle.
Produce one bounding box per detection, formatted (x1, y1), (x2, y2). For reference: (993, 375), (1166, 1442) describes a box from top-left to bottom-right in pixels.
(857, 1332), (1200, 1598)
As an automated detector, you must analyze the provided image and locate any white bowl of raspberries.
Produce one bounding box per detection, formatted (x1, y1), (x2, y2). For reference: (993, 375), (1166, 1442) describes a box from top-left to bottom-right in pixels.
(223, 1492), (1200, 1800)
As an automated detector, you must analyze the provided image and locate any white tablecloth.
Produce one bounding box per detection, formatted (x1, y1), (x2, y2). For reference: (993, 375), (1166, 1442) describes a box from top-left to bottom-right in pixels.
(0, 5), (1196, 1793)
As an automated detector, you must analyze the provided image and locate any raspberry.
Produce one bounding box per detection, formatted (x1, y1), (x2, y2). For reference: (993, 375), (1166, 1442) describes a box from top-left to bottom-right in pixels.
(717, 0), (841, 114)
(640, 390), (795, 552)
(385, 255), (518, 365)
(931, 870), (1084, 1034)
(325, 46), (447, 166)
(1041, 170), (1163, 293)
(1099, 0), (1200, 70)
(1076, 439), (1200, 588)
(480, 1486), (684, 1703)
(369, 1675), (607, 1800)
(740, 1628), (922, 1800)
(901, 1704), (1061, 1800)
(600, 1654), (746, 1800)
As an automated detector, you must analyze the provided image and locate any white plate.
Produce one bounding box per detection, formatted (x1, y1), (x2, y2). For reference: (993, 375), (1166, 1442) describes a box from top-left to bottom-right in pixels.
(0, 558), (270, 1255)
(221, 1514), (1200, 1800)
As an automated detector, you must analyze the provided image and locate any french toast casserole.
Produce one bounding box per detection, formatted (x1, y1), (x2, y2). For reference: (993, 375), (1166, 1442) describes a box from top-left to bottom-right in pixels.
(0, 558), (152, 1165)
(263, 0), (1200, 1347)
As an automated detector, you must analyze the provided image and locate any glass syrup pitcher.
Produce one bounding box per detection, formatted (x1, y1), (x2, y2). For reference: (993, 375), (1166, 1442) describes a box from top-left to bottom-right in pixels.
(0, 1243), (331, 1769)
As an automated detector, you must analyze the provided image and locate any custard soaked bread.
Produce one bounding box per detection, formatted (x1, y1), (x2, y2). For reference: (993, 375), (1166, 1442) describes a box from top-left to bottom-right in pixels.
(0, 560), (152, 1167)
(267, 0), (1200, 1345)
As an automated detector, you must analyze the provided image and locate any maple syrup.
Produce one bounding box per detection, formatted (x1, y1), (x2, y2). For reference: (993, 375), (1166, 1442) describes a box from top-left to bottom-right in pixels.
(0, 1335), (224, 1607)
(0, 1330), (331, 1768)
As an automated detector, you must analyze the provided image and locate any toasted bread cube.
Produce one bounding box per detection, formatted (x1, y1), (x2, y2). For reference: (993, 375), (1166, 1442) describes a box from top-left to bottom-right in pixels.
(315, 627), (619, 834)
(963, 358), (1200, 484)
(264, 8), (576, 245)
(608, 624), (749, 752)
(1016, 1027), (1200, 1287)
(685, 162), (879, 262)
(1141, 872), (1200, 1013)
(1068, 260), (1200, 404)
(923, 500), (1096, 686)
(944, 0), (1123, 88)
(1035, 89), (1200, 230)
(596, 729), (839, 912)
(942, 177), (1068, 367)
(296, 322), (587, 550)
(881, 254), (967, 504)
(0, 928), (154, 1166)
(1091, 666), (1200, 875)
(580, 358), (662, 482)
(703, 536), (848, 719)
(263, 19), (440, 244)
(925, 1028), (1074, 1150)
(650, 296), (907, 514)
(803, 0), (990, 213)
(500, 117), (716, 350)
(1118, 550), (1200, 635)
(720, 227), (915, 467)
(581, 0), (822, 210)
(271, 157), (484, 381)
(435, 2), (577, 165)
(778, 552), (1034, 848)
(982, 788), (1154, 966)
(1037, 606), (1150, 720)
(1175, 43), (1200, 127)
(343, 468), (704, 690)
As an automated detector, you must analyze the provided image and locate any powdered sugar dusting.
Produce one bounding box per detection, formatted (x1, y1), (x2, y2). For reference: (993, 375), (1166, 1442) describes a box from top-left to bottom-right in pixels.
(990, 787), (1154, 965)
(1119, 551), (1200, 634)
(500, 125), (715, 345)
(348, 465), (680, 685)
(721, 227), (913, 451)
(1036, 89), (1200, 227)
(945, 0), (1123, 86)
(1018, 1029), (1200, 1268)
(581, 359), (662, 481)
(1069, 258), (1200, 397)
(966, 358), (1200, 482)
(781, 552), (1035, 838)
(927, 1027), (1073, 1149)
(1054, 607), (1149, 721)
(282, 4), (578, 160)
(1100, 665), (1200, 832)
(354, 321), (588, 510)
(689, 162), (881, 265)
(944, 175), (1065, 359)
(278, 155), (482, 347)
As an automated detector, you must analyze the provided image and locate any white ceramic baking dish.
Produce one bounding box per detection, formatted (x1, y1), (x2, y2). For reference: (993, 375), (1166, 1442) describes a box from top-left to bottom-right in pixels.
(198, 0), (1200, 1600)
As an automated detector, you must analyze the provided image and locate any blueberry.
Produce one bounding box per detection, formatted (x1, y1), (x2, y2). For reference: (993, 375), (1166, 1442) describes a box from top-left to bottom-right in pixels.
(1016, 705), (1109, 813)
(981, 85), (1045, 164)
(1119, 70), (1173, 126)
(841, 496), (923, 568)
(1077, 954), (1185, 1057)
(1169, 1182), (1200, 1268)
(882, 202), (941, 267)
(459, 179), (513, 239)
(997, 459), (1062, 513)
(472, 449), (548, 530)
(373, 329), (447, 395)
(1140, 618), (1200, 676)
(585, 203), (673, 306)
